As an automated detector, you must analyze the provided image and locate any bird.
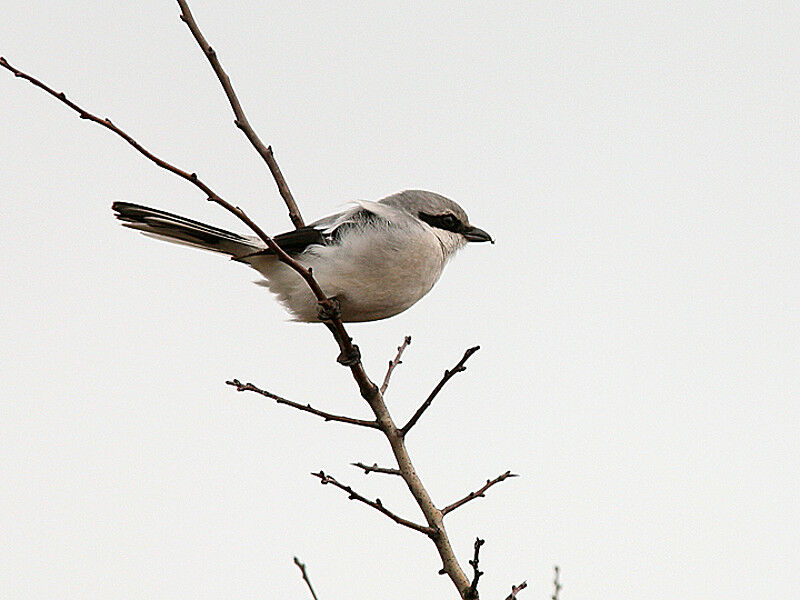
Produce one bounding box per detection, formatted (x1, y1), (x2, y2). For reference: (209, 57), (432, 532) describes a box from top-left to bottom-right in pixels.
(112, 189), (492, 323)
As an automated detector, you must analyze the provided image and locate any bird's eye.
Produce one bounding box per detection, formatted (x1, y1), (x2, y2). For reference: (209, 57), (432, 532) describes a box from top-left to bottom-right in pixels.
(417, 211), (461, 232)
(441, 214), (457, 228)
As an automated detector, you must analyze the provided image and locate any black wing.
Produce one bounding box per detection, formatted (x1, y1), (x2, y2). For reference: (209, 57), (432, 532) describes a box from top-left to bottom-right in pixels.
(245, 208), (386, 257)
(269, 227), (328, 254)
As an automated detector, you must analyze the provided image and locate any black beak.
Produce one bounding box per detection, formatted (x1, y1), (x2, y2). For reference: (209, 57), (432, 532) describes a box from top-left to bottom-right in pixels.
(463, 225), (494, 244)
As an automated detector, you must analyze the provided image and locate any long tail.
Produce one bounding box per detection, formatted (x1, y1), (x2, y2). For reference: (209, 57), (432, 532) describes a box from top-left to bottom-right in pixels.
(112, 202), (262, 257)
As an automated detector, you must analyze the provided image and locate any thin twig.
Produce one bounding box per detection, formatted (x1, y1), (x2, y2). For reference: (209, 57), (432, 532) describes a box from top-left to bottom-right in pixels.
(351, 462), (402, 476)
(311, 471), (434, 536)
(400, 346), (480, 436)
(380, 335), (412, 395)
(465, 538), (485, 600)
(293, 557), (320, 600)
(176, 0), (304, 229)
(504, 581), (528, 600)
(0, 58), (225, 218)
(441, 471), (518, 516)
(551, 566), (561, 600)
(227, 379), (378, 428)
(0, 56), (362, 373)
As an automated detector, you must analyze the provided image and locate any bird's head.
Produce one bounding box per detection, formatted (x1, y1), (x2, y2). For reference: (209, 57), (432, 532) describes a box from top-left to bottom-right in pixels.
(382, 190), (494, 253)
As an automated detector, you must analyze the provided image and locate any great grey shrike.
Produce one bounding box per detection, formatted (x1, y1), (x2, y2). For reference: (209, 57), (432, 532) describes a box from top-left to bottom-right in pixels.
(112, 190), (492, 322)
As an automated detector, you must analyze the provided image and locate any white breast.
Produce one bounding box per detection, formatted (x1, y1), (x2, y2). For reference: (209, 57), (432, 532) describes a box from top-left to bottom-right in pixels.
(247, 220), (455, 322)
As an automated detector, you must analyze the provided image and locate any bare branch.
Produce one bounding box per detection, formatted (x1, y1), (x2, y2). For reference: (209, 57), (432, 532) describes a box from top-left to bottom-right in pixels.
(551, 566), (561, 600)
(293, 557), (320, 600)
(400, 346), (480, 436)
(3, 31), (496, 598)
(227, 379), (379, 428)
(504, 581), (528, 600)
(0, 56), (363, 373)
(176, 0), (304, 229)
(311, 471), (434, 536)
(465, 538), (485, 600)
(380, 335), (412, 395)
(351, 462), (402, 476)
(441, 471), (518, 516)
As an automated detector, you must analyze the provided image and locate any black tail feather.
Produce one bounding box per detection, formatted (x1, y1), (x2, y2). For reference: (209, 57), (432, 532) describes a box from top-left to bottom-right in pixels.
(112, 202), (259, 256)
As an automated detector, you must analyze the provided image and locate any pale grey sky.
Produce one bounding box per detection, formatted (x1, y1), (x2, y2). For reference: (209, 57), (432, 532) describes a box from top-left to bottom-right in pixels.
(2, 2), (798, 599)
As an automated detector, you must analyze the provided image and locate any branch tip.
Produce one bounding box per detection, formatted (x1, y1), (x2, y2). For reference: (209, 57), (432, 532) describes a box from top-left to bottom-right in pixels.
(293, 556), (320, 600)
(441, 471), (518, 516)
(551, 566), (562, 600)
(400, 345), (481, 435)
(504, 581), (528, 600)
(380, 335), (413, 394)
(351, 462), (401, 476)
(466, 537), (486, 599)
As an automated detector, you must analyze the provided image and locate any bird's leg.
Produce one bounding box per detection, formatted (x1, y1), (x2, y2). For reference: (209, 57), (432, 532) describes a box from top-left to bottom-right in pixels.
(323, 322), (362, 366)
(317, 296), (342, 322)
(337, 342), (362, 367)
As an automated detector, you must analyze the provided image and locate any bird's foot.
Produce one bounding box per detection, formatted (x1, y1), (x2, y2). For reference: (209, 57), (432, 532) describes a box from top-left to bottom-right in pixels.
(317, 296), (342, 322)
(336, 344), (361, 367)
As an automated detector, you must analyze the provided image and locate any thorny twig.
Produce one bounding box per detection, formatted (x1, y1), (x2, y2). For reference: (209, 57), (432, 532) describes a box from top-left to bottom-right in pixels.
(441, 471), (519, 516)
(227, 379), (379, 428)
(380, 336), (412, 395)
(293, 557), (320, 600)
(311, 471), (433, 536)
(401, 346), (480, 436)
(351, 462), (402, 476)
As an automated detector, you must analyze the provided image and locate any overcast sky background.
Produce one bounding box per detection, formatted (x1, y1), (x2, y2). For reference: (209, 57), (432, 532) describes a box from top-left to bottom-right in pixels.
(2, 2), (798, 599)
